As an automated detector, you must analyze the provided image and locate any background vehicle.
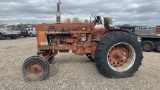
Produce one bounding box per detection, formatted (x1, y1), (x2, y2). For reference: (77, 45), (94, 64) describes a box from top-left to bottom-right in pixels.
(0, 25), (19, 39)
(117, 25), (160, 52)
(136, 26), (160, 52)
(26, 28), (36, 37)
(22, 2), (143, 81)
(11, 27), (28, 37)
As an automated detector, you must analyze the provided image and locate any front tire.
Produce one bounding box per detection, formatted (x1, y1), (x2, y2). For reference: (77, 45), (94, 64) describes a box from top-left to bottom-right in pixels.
(94, 31), (143, 78)
(22, 56), (50, 81)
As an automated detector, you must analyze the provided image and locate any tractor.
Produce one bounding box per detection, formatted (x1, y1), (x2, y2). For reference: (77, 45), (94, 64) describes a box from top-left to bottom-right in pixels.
(22, 0), (143, 81)
(22, 15), (143, 81)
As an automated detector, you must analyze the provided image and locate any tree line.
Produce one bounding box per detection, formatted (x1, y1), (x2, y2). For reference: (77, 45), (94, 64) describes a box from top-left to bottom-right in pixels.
(65, 17), (113, 25)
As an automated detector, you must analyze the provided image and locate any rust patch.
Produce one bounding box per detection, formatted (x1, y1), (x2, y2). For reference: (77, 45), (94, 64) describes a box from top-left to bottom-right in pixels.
(108, 44), (129, 67)
(28, 63), (43, 76)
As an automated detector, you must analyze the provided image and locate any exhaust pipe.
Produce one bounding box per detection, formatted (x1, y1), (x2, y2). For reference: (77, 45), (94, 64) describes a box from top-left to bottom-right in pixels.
(56, 0), (61, 23)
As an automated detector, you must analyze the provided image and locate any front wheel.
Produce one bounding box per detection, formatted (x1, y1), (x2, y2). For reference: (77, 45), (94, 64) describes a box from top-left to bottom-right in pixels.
(94, 31), (143, 78)
(22, 56), (50, 81)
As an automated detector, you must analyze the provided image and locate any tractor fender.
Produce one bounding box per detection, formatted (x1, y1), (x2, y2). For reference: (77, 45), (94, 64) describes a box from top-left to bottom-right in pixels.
(101, 29), (131, 39)
(91, 29), (106, 41)
(91, 29), (130, 41)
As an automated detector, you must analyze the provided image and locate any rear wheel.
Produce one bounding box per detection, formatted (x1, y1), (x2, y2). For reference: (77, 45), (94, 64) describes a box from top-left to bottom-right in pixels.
(141, 41), (154, 52)
(94, 32), (143, 78)
(155, 42), (160, 52)
(22, 56), (49, 81)
(30, 33), (33, 37)
(10, 35), (17, 39)
(24, 35), (27, 37)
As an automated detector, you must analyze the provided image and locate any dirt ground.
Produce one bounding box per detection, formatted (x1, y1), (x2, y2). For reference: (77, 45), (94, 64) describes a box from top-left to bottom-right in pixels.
(0, 37), (160, 90)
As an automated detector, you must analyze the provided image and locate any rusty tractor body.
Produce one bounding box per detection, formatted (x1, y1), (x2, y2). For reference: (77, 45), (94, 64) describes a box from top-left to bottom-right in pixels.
(22, 16), (143, 81)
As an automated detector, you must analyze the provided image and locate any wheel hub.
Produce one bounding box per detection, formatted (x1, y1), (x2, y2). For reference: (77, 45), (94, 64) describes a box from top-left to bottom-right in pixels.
(28, 63), (43, 76)
(113, 53), (122, 59)
(108, 45), (129, 67)
(144, 44), (150, 50)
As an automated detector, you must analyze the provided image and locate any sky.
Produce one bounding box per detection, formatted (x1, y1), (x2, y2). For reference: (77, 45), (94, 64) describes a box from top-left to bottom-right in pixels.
(0, 0), (160, 25)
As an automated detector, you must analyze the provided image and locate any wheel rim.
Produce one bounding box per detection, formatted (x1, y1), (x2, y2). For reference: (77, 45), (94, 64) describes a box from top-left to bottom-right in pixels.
(107, 42), (136, 72)
(28, 63), (43, 76)
(143, 43), (151, 50)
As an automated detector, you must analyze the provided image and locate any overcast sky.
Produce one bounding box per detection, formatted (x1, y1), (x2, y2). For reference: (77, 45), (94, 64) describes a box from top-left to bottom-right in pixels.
(0, 0), (160, 25)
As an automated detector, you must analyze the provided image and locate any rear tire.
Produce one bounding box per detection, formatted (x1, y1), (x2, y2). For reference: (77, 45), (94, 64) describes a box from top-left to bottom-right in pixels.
(10, 35), (17, 39)
(141, 41), (154, 52)
(155, 42), (160, 52)
(22, 56), (49, 81)
(24, 35), (27, 37)
(94, 31), (143, 78)
(30, 33), (33, 37)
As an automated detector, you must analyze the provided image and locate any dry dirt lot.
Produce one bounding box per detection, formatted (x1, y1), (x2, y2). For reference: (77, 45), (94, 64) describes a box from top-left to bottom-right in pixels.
(0, 37), (160, 90)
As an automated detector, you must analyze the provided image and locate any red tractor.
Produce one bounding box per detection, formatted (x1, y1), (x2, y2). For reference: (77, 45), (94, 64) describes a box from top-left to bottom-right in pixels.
(22, 15), (143, 81)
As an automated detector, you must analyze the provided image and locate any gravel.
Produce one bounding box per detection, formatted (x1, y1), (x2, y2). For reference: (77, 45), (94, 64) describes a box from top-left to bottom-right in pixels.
(0, 37), (160, 90)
